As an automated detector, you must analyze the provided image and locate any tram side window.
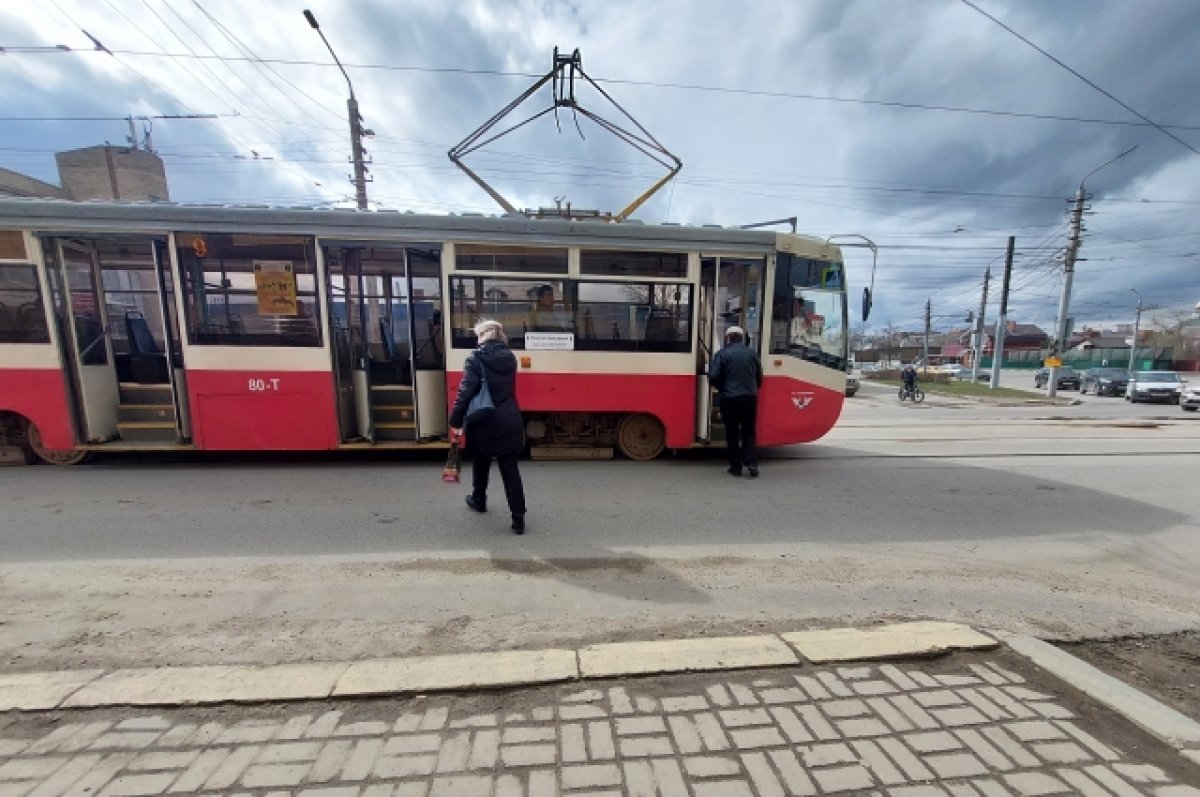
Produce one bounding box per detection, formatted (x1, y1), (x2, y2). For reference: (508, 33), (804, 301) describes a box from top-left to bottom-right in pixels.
(0, 264), (50, 344)
(449, 277), (573, 349)
(410, 252), (444, 369)
(99, 244), (166, 356)
(456, 245), (568, 274)
(575, 282), (693, 352)
(580, 250), (687, 278)
(177, 233), (322, 347)
(770, 253), (847, 370)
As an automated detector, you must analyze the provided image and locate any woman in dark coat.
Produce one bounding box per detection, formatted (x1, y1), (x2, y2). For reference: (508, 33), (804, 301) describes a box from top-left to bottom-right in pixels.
(448, 319), (527, 533)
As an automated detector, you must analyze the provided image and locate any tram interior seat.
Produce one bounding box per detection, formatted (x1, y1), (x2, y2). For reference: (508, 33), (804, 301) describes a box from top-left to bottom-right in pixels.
(122, 311), (169, 384)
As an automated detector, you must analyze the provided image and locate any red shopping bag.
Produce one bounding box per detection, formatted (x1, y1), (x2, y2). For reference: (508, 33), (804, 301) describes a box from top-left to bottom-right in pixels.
(442, 432), (462, 483)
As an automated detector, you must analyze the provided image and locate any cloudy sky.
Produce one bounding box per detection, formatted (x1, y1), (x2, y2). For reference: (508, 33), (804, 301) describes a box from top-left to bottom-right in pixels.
(2, 0), (1198, 335)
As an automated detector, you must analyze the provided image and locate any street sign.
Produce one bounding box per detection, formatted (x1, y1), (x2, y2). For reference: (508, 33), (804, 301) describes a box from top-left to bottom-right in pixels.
(1044, 356), (1062, 367)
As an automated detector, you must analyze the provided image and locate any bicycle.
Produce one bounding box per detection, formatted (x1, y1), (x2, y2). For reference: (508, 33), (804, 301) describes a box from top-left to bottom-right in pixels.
(898, 384), (925, 403)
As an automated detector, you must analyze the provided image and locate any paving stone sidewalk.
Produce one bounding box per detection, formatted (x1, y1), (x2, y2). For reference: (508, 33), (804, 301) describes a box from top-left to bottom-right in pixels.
(2, 655), (1198, 797)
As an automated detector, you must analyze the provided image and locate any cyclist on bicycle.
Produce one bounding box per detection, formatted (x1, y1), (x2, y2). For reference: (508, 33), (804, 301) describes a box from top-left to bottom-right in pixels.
(901, 363), (917, 393)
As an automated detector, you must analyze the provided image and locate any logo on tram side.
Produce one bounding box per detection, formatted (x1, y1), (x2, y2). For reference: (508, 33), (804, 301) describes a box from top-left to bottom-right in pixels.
(790, 392), (815, 410)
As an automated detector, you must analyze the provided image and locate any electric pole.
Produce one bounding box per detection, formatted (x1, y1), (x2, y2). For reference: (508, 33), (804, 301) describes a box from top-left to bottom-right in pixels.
(304, 10), (372, 210)
(971, 268), (990, 383)
(923, 299), (932, 374)
(1049, 146), (1138, 397)
(1049, 187), (1085, 398)
(990, 236), (1015, 389)
(1129, 292), (1144, 376)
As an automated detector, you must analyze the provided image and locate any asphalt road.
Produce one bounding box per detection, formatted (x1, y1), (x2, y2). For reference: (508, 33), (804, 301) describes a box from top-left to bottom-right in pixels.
(1, 388), (1198, 671)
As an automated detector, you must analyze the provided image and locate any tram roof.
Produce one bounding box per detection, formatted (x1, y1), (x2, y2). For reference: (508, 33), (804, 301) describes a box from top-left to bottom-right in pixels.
(0, 198), (840, 260)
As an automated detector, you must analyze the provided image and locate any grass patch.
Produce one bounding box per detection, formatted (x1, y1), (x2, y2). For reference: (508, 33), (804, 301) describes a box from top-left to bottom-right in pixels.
(873, 378), (1038, 400)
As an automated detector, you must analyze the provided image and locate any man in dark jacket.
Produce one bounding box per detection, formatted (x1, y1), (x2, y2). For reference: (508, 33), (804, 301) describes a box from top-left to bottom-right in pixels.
(708, 325), (763, 477)
(449, 319), (527, 532)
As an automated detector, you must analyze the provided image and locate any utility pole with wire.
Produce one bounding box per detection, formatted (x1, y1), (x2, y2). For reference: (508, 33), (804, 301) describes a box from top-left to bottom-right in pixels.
(971, 268), (991, 383)
(923, 299), (932, 375)
(1048, 188), (1085, 398)
(990, 236), (1015, 389)
(1129, 296), (1143, 375)
(1048, 146), (1138, 396)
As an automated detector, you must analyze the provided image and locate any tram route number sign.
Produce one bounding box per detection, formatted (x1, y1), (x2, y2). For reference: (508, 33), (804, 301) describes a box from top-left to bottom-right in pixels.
(248, 377), (282, 392)
(253, 260), (298, 316)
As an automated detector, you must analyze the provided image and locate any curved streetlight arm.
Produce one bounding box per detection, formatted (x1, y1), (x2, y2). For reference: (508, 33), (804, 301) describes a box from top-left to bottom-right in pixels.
(1080, 144), (1137, 192)
(304, 9), (355, 99)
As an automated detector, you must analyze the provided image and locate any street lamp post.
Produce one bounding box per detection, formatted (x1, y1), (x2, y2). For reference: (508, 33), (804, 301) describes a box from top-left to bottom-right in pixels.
(1047, 145), (1137, 397)
(304, 9), (370, 210)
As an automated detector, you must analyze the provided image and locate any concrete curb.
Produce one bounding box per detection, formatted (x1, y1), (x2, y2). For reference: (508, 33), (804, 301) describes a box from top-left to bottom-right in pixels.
(0, 621), (994, 711)
(1001, 632), (1200, 769)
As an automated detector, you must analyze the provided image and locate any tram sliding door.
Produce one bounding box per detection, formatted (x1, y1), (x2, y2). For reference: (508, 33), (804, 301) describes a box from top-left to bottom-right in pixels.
(697, 256), (765, 443)
(696, 259), (717, 441)
(324, 244), (445, 443)
(49, 241), (119, 442)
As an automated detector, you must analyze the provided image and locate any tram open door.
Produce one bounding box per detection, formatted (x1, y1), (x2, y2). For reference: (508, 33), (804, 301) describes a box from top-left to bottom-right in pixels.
(696, 256), (765, 443)
(40, 236), (187, 459)
(324, 244), (446, 445)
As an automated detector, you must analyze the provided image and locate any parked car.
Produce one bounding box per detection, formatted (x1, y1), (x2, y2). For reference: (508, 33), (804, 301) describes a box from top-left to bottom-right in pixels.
(1126, 371), (1184, 403)
(845, 371), (860, 397)
(1080, 367), (1129, 396)
(1033, 366), (1080, 390)
(954, 366), (990, 382)
(1181, 380), (1200, 412)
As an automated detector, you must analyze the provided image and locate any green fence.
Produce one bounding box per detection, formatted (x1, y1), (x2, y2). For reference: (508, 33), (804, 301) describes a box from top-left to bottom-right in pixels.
(979, 347), (1173, 370)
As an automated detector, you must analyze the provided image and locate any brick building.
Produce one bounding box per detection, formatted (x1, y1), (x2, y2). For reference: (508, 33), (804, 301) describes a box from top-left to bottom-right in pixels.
(0, 144), (169, 201)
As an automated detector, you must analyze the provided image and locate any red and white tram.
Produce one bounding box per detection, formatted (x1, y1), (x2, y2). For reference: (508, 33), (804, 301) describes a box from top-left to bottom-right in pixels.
(0, 199), (849, 464)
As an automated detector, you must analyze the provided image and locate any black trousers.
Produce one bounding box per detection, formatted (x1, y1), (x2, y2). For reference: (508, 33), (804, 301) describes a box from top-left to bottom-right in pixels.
(472, 453), (527, 517)
(720, 395), (758, 471)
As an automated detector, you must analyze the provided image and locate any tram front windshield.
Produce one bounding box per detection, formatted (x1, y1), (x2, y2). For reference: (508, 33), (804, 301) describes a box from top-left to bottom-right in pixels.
(770, 254), (847, 371)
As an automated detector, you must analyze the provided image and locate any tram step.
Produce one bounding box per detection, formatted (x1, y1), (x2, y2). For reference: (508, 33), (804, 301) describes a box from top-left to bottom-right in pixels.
(119, 404), (177, 424)
(374, 421), (416, 441)
(530, 446), (614, 461)
(373, 405), (415, 423)
(370, 384), (413, 401)
(117, 421), (178, 443)
(118, 383), (174, 406)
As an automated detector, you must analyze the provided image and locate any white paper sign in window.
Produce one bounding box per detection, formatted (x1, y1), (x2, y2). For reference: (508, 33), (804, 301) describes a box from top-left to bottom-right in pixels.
(525, 332), (575, 350)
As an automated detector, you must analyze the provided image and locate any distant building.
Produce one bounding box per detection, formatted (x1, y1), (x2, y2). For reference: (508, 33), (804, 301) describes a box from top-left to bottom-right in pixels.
(982, 322), (1048, 356)
(0, 144), (169, 201)
(1068, 329), (1132, 353)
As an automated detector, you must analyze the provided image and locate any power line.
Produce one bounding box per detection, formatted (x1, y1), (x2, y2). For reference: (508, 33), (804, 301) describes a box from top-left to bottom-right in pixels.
(0, 114), (226, 121)
(11, 45), (1200, 133)
(960, 0), (1200, 156)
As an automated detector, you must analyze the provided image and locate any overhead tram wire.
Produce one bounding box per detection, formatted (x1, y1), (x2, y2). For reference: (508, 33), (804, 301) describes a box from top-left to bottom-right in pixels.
(960, 0), (1200, 157)
(44, 0), (203, 117)
(12, 45), (1200, 133)
(89, 0), (289, 158)
(188, 0), (346, 126)
(8, 44), (1200, 208)
(134, 0), (327, 164)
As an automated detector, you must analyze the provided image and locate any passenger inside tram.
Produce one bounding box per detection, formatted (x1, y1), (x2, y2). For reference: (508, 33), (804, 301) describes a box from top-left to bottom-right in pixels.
(526, 284), (572, 332)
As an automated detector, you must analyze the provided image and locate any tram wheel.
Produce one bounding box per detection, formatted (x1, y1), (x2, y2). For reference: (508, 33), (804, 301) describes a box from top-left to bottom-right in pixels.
(616, 413), (666, 461)
(28, 423), (90, 466)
